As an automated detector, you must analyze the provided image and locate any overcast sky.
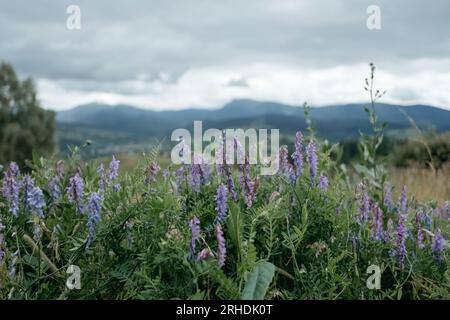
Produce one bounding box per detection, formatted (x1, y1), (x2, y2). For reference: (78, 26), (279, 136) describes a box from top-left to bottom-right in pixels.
(1, 0), (449, 110)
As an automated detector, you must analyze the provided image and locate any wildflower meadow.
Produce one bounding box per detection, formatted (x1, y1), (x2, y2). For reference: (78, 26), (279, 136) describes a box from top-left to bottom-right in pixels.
(0, 68), (449, 300)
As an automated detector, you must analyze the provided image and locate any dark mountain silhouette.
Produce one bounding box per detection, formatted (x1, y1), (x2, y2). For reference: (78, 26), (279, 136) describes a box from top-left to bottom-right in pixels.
(56, 99), (450, 156)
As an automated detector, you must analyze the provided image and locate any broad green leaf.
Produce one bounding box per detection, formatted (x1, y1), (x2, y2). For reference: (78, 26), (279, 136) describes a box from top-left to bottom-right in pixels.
(242, 261), (276, 300)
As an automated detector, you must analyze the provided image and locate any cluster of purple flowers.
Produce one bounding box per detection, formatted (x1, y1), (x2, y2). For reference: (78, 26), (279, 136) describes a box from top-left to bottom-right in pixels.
(2, 162), (20, 216)
(86, 192), (103, 249)
(28, 186), (45, 218)
(292, 131), (303, 178)
(306, 139), (318, 187)
(394, 187), (409, 268)
(415, 210), (425, 249)
(238, 159), (258, 209)
(215, 224), (226, 267)
(67, 171), (85, 214)
(188, 155), (210, 193)
(188, 216), (200, 260)
(383, 182), (394, 211)
(215, 184), (228, 224)
(357, 182), (370, 225)
(0, 223), (5, 265)
(318, 174), (329, 192)
(145, 161), (161, 185)
(432, 229), (445, 263)
(371, 204), (384, 241)
(279, 145), (296, 184)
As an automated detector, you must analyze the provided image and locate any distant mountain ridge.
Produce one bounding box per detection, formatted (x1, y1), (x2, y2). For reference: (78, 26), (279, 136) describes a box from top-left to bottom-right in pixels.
(56, 99), (450, 156)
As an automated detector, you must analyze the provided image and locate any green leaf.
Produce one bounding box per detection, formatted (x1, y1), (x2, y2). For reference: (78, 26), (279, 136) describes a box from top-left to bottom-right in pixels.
(242, 261), (276, 300)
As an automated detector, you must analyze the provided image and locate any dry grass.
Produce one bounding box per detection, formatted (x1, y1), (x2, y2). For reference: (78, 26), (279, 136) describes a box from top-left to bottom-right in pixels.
(390, 164), (450, 203)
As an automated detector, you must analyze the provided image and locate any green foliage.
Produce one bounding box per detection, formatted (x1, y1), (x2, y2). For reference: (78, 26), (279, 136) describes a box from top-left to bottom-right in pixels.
(0, 64), (449, 300)
(0, 62), (55, 168)
(242, 261), (275, 300)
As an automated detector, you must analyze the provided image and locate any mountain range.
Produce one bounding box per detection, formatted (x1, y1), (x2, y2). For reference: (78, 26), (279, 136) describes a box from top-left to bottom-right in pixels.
(56, 99), (450, 157)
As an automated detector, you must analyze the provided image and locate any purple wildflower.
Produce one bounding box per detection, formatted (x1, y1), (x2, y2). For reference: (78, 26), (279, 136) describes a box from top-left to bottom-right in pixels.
(279, 146), (296, 184)
(28, 187), (45, 218)
(9, 162), (19, 177)
(415, 210), (425, 249)
(395, 210), (408, 268)
(239, 158), (258, 209)
(216, 134), (226, 176)
(215, 224), (226, 267)
(2, 162), (20, 217)
(8, 250), (18, 281)
(197, 248), (214, 261)
(233, 137), (245, 165)
(226, 172), (238, 201)
(97, 163), (106, 193)
(0, 223), (5, 265)
(372, 204), (384, 241)
(318, 174), (329, 192)
(86, 192), (103, 249)
(145, 161), (161, 184)
(174, 166), (185, 193)
(306, 139), (318, 186)
(188, 155), (210, 192)
(383, 182), (394, 211)
(108, 156), (120, 184)
(21, 175), (35, 210)
(292, 131), (303, 178)
(357, 183), (370, 224)
(162, 169), (170, 180)
(215, 184), (228, 223)
(188, 216), (200, 260)
(48, 177), (61, 202)
(67, 171), (85, 214)
(398, 186), (408, 215)
(432, 229), (445, 263)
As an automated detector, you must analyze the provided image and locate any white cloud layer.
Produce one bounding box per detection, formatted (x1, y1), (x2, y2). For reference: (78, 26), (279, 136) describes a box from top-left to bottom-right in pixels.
(38, 59), (450, 110)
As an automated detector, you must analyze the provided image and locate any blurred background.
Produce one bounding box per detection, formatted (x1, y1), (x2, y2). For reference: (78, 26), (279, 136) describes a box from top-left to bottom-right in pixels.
(0, 0), (449, 200)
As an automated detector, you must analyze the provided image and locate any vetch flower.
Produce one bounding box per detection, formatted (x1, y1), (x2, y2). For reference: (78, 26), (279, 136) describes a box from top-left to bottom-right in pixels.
(145, 161), (161, 184)
(28, 187), (45, 218)
(188, 216), (200, 260)
(357, 182), (370, 224)
(215, 184), (228, 224)
(215, 224), (226, 267)
(395, 210), (408, 268)
(398, 186), (408, 215)
(372, 204), (384, 241)
(2, 162), (20, 217)
(432, 229), (445, 263)
(86, 192), (103, 249)
(292, 131), (303, 178)
(306, 139), (318, 186)
(48, 176), (61, 202)
(97, 163), (106, 193)
(279, 146), (295, 184)
(226, 172), (238, 201)
(0, 223), (5, 265)
(67, 171), (85, 214)
(415, 210), (425, 249)
(318, 174), (329, 192)
(108, 155), (120, 184)
(21, 175), (35, 211)
(383, 182), (394, 211)
(239, 158), (258, 209)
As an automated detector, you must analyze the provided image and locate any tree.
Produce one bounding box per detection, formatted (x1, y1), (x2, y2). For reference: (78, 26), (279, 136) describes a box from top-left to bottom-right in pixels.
(0, 62), (55, 168)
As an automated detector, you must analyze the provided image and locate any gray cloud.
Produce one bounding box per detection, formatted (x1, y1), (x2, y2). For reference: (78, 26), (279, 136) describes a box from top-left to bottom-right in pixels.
(1, 0), (449, 109)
